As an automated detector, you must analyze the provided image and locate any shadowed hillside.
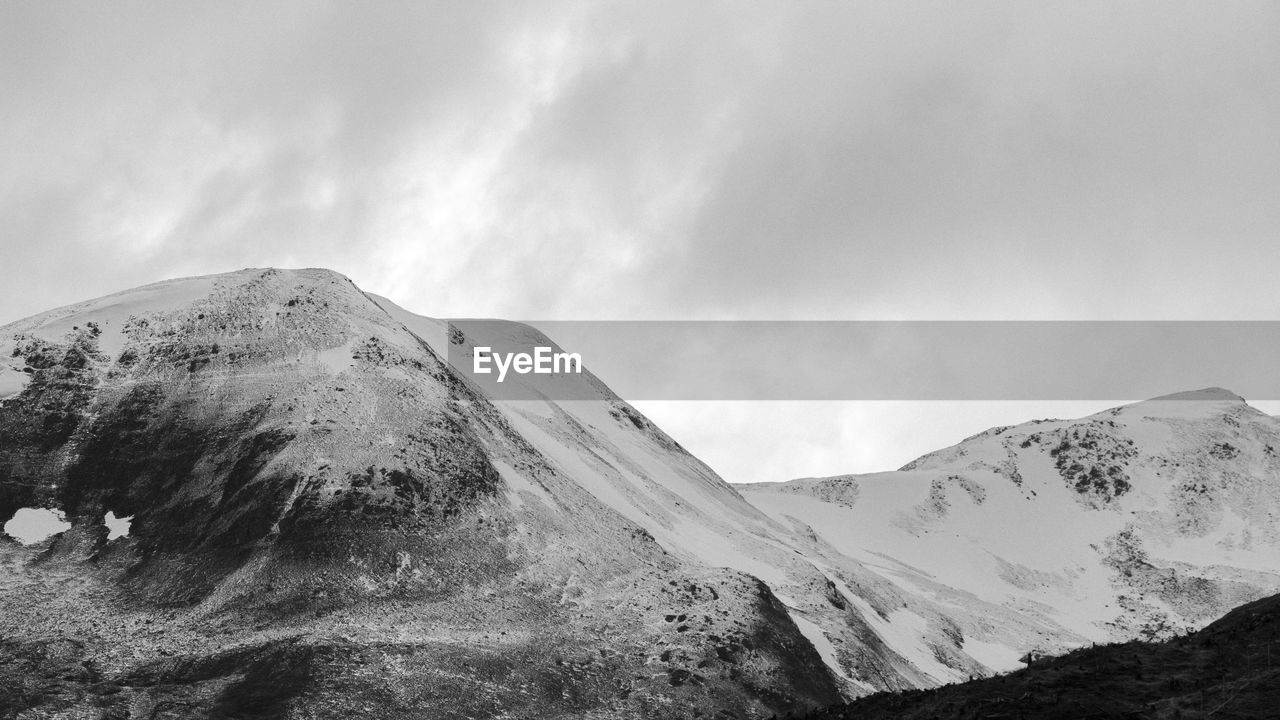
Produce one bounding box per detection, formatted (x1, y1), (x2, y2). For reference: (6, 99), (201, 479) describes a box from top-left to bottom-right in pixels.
(791, 592), (1280, 720)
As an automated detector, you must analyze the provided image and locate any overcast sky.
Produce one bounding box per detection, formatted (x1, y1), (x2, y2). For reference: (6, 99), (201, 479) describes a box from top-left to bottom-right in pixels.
(4, 2), (1279, 480)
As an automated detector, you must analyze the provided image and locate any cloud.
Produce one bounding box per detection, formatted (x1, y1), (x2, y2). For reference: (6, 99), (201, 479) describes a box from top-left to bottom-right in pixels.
(0, 1), (568, 319)
(4, 2), (1280, 483)
(4, 1), (1279, 325)
(651, 2), (1280, 319)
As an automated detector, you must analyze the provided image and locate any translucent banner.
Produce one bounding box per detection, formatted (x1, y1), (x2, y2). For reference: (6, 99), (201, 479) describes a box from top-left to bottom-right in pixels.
(440, 320), (1280, 401)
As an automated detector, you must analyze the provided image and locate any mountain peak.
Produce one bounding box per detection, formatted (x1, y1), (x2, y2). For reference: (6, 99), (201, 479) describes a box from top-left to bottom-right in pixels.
(1144, 387), (1246, 403)
(0, 269), (848, 717)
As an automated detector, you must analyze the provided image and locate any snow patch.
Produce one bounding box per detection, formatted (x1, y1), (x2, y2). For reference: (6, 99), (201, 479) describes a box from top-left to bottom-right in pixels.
(103, 511), (132, 540)
(961, 637), (1024, 673)
(0, 365), (28, 401)
(492, 460), (554, 509)
(364, 294), (451, 357)
(668, 517), (793, 587)
(4, 508), (71, 545)
(843, 593), (963, 685)
(882, 609), (960, 683)
(317, 339), (357, 374)
(791, 613), (866, 689)
(0, 274), (218, 357)
(1147, 387), (1244, 403)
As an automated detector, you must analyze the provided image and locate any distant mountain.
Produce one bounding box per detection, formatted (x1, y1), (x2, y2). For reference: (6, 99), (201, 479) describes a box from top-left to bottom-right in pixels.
(3, 268), (1278, 718)
(741, 388), (1280, 685)
(793, 589), (1280, 719)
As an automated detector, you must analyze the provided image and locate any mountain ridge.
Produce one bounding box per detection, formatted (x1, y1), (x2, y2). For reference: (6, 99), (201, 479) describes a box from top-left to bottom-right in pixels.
(3, 268), (1279, 717)
(742, 389), (1280, 664)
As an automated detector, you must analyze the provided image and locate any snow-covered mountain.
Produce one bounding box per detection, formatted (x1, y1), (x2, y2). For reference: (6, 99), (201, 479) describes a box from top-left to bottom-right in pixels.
(741, 387), (1280, 678)
(2, 268), (1278, 717)
(0, 269), (838, 718)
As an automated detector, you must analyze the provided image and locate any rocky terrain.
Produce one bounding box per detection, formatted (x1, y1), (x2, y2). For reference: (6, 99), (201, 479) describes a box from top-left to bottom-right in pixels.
(3, 268), (1279, 718)
(0, 269), (838, 719)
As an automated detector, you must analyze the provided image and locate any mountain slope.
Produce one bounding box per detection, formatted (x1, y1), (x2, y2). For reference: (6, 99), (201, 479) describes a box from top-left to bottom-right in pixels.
(0, 269), (839, 719)
(741, 390), (1280, 679)
(4, 269), (1279, 717)
(796, 590), (1280, 720)
(374, 300), (1092, 694)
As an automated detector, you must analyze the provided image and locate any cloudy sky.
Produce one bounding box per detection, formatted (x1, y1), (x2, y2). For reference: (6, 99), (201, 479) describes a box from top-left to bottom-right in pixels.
(3, 2), (1279, 481)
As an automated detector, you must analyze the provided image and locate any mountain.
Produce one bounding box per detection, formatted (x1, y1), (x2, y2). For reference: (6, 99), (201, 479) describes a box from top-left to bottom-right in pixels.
(794, 589), (1280, 720)
(740, 388), (1280, 680)
(0, 269), (837, 719)
(3, 268), (1279, 718)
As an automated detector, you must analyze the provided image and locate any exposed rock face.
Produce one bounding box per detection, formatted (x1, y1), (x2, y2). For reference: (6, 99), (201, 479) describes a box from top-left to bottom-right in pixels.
(0, 269), (839, 719)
